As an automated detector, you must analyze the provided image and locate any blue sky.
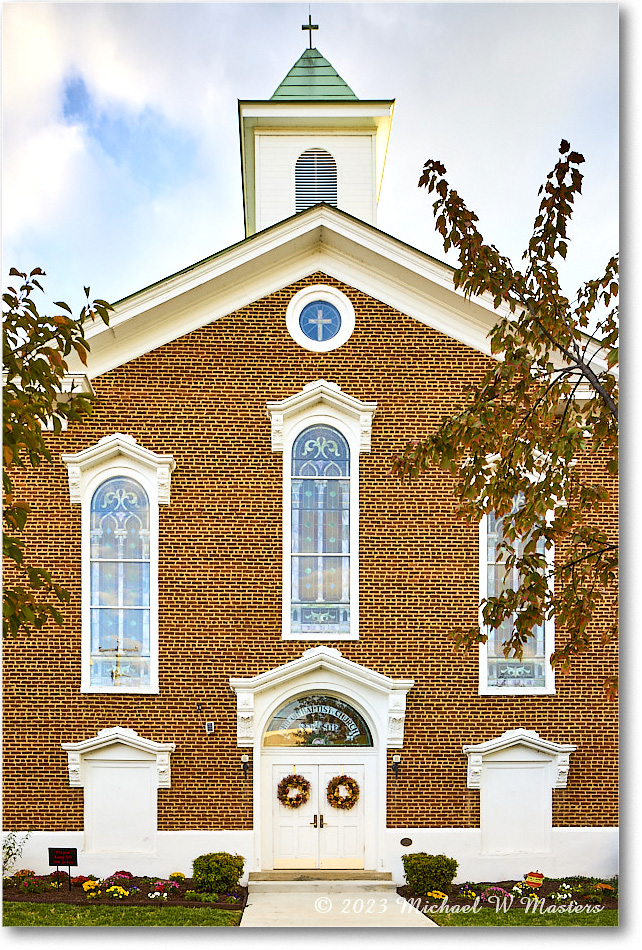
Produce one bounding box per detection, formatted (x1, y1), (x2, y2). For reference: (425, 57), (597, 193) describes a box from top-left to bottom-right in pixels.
(2, 1), (624, 313)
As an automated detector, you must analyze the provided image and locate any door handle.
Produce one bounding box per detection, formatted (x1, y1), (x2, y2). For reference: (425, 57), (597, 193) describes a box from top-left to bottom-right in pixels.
(310, 814), (318, 828)
(319, 814), (324, 828)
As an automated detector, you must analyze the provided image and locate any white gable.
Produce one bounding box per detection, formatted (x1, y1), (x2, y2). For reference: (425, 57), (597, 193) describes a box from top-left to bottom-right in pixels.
(69, 204), (510, 380)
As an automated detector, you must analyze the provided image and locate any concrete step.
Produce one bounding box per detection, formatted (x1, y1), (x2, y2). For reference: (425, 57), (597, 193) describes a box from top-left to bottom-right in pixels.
(248, 880), (397, 895)
(249, 870), (392, 882)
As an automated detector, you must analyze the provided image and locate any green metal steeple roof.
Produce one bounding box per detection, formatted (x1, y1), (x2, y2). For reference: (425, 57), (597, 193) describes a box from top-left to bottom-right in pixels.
(271, 48), (358, 100)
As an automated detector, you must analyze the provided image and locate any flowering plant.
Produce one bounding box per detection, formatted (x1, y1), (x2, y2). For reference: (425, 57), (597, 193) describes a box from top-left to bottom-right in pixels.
(511, 881), (540, 901)
(104, 871), (133, 885)
(148, 890), (168, 900)
(106, 885), (129, 900)
(458, 884), (477, 900)
(480, 886), (511, 903)
(426, 890), (448, 900)
(82, 879), (102, 894)
(20, 875), (49, 894)
(548, 883), (573, 902)
(152, 879), (179, 895)
(169, 871), (185, 882)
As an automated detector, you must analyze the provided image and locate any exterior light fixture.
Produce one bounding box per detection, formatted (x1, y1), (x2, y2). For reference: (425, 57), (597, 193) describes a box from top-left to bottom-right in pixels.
(392, 754), (401, 778)
(241, 754), (250, 780)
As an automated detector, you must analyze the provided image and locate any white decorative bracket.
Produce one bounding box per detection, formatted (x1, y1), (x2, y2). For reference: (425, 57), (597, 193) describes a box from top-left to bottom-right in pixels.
(463, 728), (576, 790)
(62, 433), (176, 504)
(266, 380), (377, 452)
(62, 727), (176, 788)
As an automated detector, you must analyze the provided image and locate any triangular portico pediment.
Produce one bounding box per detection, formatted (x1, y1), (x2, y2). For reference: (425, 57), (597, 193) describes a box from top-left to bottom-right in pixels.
(230, 646), (413, 749)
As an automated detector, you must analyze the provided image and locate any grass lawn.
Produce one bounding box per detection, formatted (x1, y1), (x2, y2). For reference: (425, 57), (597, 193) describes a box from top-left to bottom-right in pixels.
(428, 907), (618, 927)
(2, 902), (242, 927)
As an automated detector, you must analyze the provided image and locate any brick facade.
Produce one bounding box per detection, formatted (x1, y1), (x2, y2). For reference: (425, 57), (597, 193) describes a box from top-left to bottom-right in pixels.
(2, 272), (618, 834)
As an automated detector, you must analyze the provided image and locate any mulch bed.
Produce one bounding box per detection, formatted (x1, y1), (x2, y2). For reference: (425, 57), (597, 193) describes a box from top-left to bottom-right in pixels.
(3, 874), (247, 910)
(396, 879), (618, 911)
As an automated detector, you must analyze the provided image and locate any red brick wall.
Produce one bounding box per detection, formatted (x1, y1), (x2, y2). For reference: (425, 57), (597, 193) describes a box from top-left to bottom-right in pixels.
(2, 273), (618, 831)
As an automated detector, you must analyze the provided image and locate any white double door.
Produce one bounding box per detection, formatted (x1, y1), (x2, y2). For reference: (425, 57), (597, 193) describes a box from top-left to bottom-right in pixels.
(272, 761), (365, 870)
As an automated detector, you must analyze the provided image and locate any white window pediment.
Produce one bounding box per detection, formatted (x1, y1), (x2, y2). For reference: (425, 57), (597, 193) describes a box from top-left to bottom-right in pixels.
(62, 728), (175, 855)
(62, 433), (175, 504)
(267, 379), (376, 452)
(62, 727), (176, 788)
(463, 728), (576, 857)
(464, 728), (576, 790)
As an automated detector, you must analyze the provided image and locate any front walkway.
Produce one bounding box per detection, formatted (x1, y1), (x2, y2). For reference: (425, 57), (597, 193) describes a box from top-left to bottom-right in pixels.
(240, 878), (437, 927)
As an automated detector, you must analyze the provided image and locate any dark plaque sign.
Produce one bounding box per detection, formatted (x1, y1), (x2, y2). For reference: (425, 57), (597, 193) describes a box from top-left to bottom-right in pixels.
(400, 837), (413, 847)
(48, 847), (78, 867)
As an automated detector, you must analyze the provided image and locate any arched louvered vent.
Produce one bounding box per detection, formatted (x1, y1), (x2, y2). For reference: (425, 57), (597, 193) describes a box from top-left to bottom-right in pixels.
(295, 149), (338, 211)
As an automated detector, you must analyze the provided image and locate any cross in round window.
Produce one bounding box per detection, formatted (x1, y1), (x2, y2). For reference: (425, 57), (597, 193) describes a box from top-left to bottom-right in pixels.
(299, 300), (342, 343)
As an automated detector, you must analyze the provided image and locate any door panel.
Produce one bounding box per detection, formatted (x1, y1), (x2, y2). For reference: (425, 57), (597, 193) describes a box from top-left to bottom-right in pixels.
(272, 765), (318, 869)
(318, 763), (364, 869)
(272, 762), (365, 870)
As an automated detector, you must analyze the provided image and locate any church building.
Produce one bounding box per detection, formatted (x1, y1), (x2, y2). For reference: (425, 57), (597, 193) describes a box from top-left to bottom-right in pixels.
(3, 36), (617, 884)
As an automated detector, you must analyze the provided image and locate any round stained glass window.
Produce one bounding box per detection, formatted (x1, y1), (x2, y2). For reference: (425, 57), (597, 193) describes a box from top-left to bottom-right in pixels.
(299, 300), (342, 343)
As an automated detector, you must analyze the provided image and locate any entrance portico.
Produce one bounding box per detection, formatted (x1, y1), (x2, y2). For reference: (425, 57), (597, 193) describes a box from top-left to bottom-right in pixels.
(230, 647), (413, 873)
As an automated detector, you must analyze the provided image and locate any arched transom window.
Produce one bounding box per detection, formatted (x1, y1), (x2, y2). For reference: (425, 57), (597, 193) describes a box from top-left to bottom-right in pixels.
(264, 694), (373, 747)
(90, 476), (151, 689)
(291, 425), (350, 637)
(295, 148), (338, 211)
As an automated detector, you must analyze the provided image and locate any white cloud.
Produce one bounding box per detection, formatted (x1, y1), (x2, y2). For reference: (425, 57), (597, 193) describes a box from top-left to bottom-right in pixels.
(2, 2), (620, 310)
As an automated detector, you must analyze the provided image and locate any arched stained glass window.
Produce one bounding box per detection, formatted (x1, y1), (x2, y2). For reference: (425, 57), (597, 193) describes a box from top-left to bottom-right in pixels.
(90, 476), (150, 688)
(264, 694), (373, 747)
(291, 425), (350, 636)
(295, 148), (338, 212)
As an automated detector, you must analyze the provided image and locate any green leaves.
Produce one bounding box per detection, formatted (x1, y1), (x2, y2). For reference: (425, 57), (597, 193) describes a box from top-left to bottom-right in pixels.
(3, 268), (112, 638)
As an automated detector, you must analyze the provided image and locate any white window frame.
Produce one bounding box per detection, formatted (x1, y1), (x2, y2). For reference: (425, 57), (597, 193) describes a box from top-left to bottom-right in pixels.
(478, 511), (555, 695)
(62, 434), (175, 694)
(266, 381), (376, 641)
(286, 285), (355, 353)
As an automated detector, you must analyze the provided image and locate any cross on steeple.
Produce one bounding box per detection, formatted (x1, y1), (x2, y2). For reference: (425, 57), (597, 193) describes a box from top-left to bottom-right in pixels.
(302, 12), (318, 49)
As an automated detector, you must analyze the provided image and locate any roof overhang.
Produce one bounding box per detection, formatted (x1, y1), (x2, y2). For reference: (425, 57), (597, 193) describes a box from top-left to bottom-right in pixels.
(238, 99), (394, 236)
(72, 204), (517, 380)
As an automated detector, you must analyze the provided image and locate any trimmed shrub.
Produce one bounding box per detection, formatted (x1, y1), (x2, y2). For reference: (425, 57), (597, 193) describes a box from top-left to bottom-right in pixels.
(192, 852), (244, 895)
(401, 853), (459, 895)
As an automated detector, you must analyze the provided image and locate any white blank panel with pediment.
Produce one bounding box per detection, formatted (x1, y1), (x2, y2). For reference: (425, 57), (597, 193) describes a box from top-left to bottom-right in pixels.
(480, 762), (551, 855)
(85, 760), (156, 853)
